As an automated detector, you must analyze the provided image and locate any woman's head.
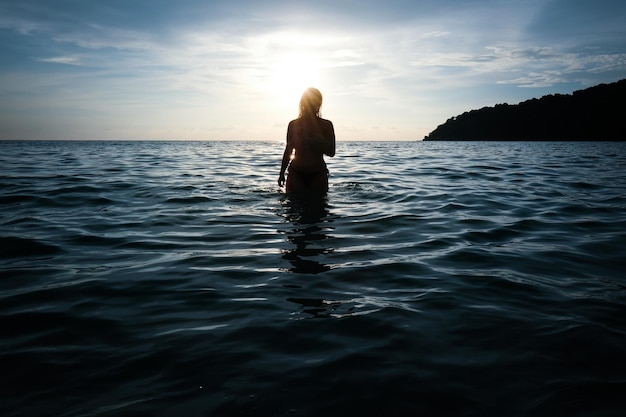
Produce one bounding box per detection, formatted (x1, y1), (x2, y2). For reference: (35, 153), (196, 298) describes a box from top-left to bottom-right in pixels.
(299, 87), (323, 118)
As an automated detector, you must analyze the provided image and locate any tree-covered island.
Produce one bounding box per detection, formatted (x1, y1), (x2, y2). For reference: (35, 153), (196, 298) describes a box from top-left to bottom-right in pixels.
(424, 79), (626, 141)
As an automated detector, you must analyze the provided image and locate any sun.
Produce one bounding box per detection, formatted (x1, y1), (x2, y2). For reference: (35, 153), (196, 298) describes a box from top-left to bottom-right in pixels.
(268, 52), (324, 109)
(258, 30), (329, 111)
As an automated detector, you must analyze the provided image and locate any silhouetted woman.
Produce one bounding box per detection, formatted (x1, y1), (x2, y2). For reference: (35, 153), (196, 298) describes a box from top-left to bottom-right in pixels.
(278, 88), (336, 193)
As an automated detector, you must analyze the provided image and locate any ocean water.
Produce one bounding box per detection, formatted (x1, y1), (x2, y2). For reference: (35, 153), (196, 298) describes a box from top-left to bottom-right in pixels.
(1, 140), (625, 417)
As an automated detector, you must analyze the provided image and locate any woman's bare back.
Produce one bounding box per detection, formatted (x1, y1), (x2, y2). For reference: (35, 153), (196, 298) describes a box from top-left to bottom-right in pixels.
(287, 117), (335, 174)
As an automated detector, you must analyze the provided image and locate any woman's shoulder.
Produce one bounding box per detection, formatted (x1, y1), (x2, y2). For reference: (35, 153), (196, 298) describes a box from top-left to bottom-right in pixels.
(289, 117), (333, 129)
(318, 118), (334, 132)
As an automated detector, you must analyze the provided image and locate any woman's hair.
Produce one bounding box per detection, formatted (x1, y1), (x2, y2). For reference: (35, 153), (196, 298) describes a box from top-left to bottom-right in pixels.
(298, 87), (323, 118)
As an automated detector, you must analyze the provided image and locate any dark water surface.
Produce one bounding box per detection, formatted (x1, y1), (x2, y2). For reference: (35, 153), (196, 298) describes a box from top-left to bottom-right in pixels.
(1, 140), (625, 416)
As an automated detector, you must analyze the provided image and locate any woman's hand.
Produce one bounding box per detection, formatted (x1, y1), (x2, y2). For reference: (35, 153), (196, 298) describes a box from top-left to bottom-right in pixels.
(278, 172), (286, 187)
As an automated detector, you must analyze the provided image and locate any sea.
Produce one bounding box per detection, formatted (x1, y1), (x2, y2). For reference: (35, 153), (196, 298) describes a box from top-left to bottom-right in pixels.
(1, 140), (625, 417)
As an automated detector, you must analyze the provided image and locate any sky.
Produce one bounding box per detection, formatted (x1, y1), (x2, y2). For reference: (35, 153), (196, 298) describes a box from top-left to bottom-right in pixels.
(1, 0), (625, 141)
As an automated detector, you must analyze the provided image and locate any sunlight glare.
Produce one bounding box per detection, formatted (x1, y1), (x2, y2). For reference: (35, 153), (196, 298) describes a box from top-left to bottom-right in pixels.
(268, 52), (324, 110)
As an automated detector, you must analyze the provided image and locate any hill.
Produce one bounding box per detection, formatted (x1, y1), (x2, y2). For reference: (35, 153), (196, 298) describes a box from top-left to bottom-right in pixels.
(424, 79), (626, 141)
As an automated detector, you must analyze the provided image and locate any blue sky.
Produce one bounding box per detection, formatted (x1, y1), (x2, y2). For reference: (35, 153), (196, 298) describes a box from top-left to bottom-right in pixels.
(1, 0), (625, 140)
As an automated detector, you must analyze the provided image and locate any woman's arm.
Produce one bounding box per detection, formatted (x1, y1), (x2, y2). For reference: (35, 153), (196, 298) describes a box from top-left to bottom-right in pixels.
(279, 145), (291, 174)
(323, 120), (336, 157)
(278, 122), (294, 186)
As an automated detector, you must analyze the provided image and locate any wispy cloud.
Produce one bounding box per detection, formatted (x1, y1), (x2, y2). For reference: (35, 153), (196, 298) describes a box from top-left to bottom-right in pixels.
(36, 55), (82, 65)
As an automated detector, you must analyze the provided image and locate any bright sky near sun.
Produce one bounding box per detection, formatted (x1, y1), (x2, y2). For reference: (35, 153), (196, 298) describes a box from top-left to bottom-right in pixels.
(1, 0), (625, 141)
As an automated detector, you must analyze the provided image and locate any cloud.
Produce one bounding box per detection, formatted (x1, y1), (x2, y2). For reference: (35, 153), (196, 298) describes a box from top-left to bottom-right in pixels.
(36, 55), (82, 65)
(488, 44), (626, 87)
(496, 73), (567, 88)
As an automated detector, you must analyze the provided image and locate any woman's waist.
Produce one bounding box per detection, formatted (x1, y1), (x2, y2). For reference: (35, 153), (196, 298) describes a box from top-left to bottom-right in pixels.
(289, 163), (327, 175)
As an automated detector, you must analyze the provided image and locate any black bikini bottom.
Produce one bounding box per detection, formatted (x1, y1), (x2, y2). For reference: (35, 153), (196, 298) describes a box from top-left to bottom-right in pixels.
(289, 168), (328, 187)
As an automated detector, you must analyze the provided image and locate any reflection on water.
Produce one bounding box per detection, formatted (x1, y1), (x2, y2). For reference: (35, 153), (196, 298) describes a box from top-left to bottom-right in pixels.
(279, 193), (334, 274)
(286, 297), (357, 318)
(279, 193), (363, 319)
